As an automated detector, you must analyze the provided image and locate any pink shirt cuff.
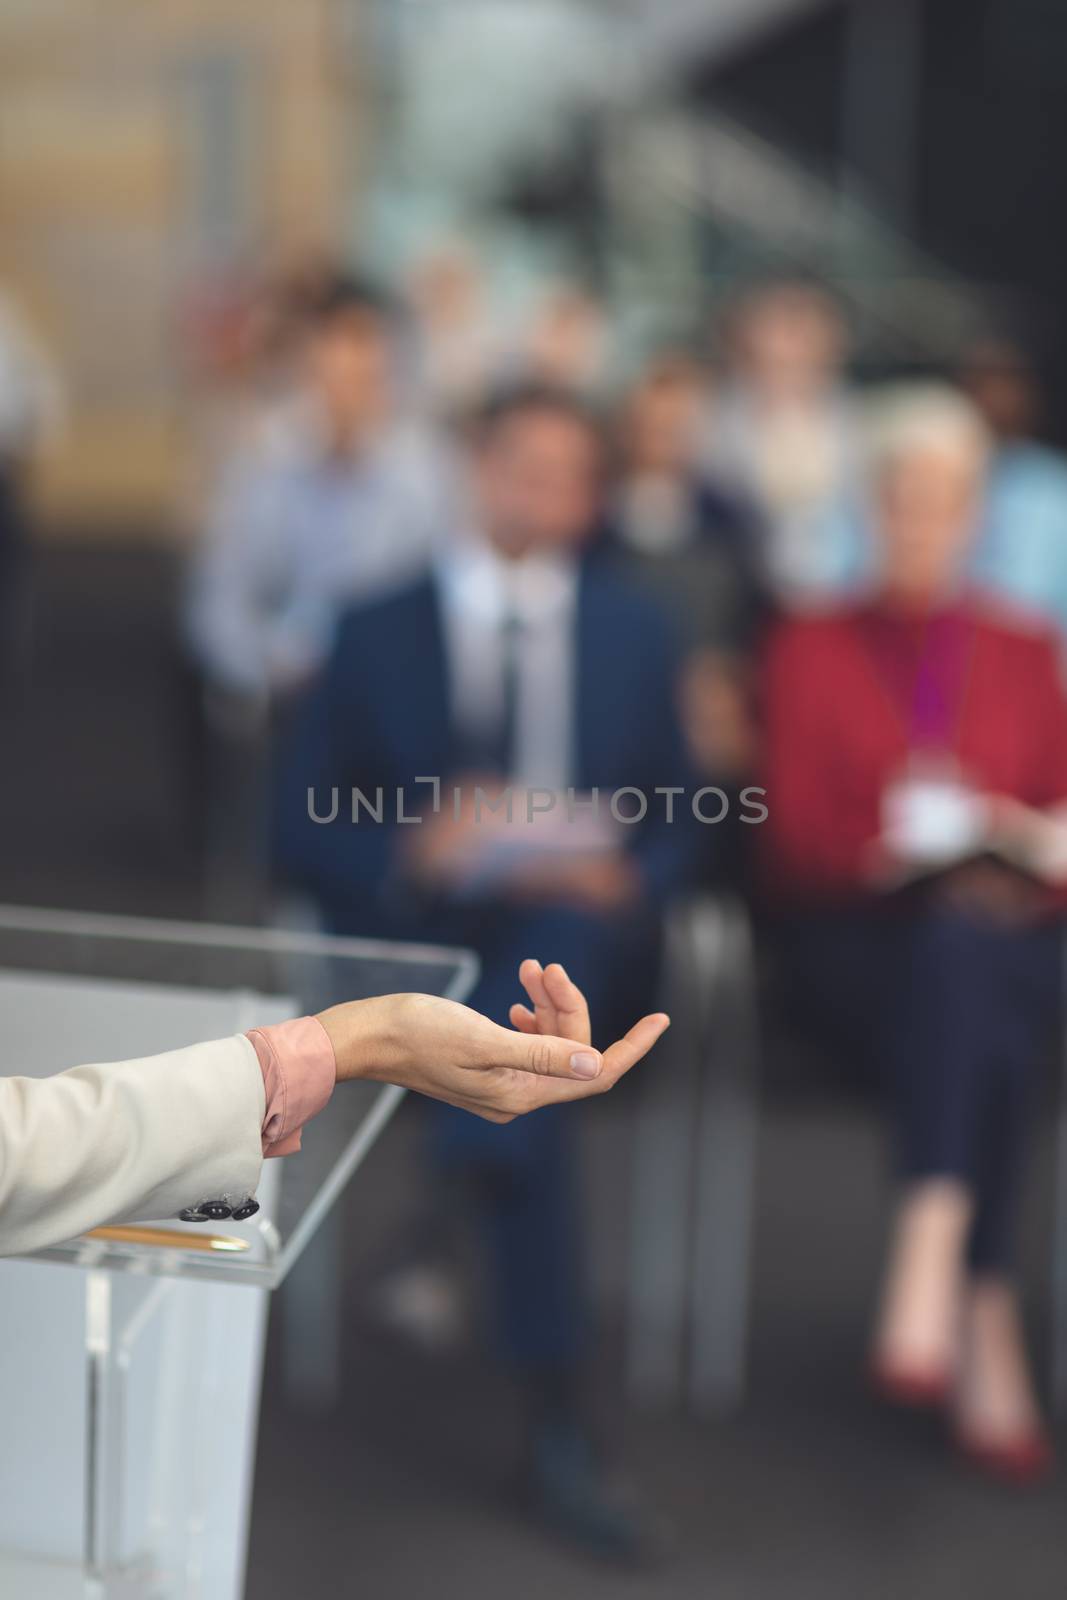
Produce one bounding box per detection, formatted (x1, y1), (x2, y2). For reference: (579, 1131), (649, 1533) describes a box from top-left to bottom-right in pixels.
(246, 1015), (336, 1157)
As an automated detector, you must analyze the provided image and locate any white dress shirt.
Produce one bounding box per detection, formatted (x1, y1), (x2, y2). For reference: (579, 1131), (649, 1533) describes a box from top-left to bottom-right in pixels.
(438, 540), (578, 792)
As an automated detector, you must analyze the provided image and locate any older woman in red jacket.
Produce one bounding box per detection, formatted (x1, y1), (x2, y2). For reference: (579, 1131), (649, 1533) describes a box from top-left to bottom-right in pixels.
(760, 385), (1067, 1481)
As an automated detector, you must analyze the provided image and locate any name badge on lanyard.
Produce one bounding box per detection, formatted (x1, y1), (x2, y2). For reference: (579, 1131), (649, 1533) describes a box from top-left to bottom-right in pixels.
(870, 611), (986, 863)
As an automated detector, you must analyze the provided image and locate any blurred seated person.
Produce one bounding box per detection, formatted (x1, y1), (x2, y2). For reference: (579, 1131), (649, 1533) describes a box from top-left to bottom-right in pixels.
(961, 337), (1067, 644)
(185, 274), (455, 708)
(703, 279), (860, 606)
(604, 355), (765, 655)
(760, 385), (1067, 1482)
(603, 355), (768, 877)
(276, 384), (696, 1558)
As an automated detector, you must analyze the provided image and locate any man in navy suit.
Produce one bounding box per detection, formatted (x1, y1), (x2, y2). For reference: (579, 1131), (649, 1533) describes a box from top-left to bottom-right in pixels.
(276, 384), (697, 1558)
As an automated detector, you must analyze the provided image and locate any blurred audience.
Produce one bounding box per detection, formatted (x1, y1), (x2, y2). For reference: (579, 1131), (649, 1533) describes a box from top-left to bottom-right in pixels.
(185, 274), (454, 707)
(182, 270), (456, 917)
(276, 383), (695, 1558)
(704, 279), (859, 605)
(603, 354), (767, 876)
(961, 337), (1067, 644)
(760, 385), (1067, 1482)
(178, 241), (1067, 1501)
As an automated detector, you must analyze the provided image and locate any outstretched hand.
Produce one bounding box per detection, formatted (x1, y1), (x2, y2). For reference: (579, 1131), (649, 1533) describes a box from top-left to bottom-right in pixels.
(317, 960), (669, 1123)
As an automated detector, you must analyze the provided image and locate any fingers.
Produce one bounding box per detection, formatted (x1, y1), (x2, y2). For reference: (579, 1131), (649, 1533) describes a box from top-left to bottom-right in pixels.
(532, 1013), (671, 1106)
(517, 958), (592, 1046)
(495, 1018), (603, 1081)
(518, 958), (557, 1036)
(508, 1002), (538, 1033)
(600, 1013), (671, 1084)
(501, 961), (658, 1094)
(540, 962), (591, 1045)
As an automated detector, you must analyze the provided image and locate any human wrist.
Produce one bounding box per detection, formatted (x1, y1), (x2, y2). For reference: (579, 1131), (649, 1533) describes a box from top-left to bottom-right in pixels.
(315, 995), (408, 1085)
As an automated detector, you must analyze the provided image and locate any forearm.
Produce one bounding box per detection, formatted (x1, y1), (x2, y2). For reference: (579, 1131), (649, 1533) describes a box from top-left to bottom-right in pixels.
(0, 1035), (266, 1257)
(0, 973), (668, 1257)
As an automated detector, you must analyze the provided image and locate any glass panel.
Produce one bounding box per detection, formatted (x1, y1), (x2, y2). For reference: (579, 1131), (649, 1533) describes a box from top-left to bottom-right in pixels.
(0, 904), (478, 1288)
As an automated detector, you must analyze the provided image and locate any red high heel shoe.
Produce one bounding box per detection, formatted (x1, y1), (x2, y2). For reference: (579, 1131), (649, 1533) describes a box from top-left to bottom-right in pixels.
(954, 1426), (1055, 1485)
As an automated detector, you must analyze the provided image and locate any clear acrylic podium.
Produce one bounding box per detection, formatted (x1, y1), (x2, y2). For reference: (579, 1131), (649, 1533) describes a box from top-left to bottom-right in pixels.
(0, 905), (478, 1600)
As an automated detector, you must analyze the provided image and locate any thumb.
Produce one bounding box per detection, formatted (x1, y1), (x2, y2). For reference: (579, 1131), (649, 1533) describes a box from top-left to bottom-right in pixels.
(496, 1023), (603, 1082)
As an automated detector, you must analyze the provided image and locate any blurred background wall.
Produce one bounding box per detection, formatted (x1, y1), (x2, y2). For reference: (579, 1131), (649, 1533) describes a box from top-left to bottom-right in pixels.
(0, 0), (357, 532)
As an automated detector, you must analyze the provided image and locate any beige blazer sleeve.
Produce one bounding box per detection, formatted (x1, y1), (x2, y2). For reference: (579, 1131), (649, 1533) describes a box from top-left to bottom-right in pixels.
(0, 1034), (265, 1257)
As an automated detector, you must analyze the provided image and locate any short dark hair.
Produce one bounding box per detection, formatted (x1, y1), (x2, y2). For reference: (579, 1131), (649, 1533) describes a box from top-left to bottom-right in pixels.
(302, 272), (396, 332)
(469, 381), (605, 452)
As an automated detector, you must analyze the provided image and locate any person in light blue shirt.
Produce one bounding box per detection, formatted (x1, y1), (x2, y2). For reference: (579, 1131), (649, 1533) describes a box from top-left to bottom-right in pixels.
(185, 276), (457, 704)
(962, 340), (1067, 645)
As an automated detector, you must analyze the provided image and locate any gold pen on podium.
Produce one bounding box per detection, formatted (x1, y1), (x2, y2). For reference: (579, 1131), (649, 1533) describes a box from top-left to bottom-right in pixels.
(86, 1225), (251, 1253)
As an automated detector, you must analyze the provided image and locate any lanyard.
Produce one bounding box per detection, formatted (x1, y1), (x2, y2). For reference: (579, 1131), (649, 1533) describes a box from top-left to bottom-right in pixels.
(862, 608), (977, 754)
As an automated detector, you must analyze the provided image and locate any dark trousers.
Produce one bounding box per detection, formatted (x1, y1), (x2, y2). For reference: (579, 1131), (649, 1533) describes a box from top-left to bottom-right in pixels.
(773, 904), (1063, 1272)
(410, 896), (660, 1377)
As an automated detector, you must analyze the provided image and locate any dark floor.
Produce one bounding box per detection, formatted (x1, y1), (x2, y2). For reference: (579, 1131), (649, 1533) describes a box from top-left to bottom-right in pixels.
(249, 1106), (1067, 1600)
(6, 544), (1067, 1599)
